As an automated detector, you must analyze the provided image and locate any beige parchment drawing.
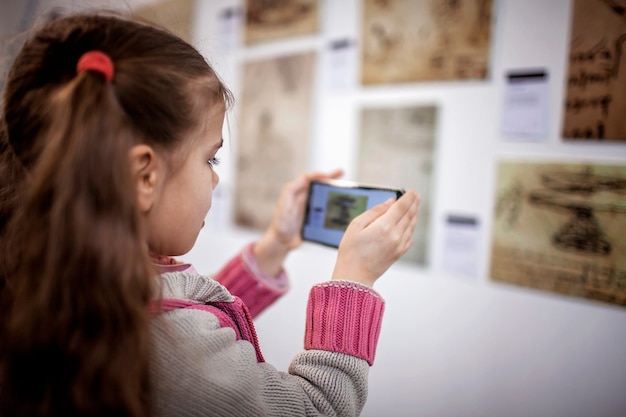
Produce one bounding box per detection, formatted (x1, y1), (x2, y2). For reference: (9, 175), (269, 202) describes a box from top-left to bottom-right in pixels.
(562, 0), (626, 140)
(234, 51), (316, 230)
(0, 0), (43, 94)
(361, 0), (493, 84)
(357, 105), (438, 265)
(245, 0), (319, 44)
(490, 161), (626, 307)
(133, 0), (194, 43)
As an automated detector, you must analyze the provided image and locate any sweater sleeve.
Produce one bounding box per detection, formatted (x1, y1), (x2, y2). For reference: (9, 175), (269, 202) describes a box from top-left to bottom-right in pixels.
(304, 281), (385, 365)
(150, 281), (385, 417)
(213, 243), (289, 318)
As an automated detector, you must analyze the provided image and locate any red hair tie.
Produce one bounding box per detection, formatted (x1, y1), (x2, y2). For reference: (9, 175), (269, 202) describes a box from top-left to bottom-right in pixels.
(76, 51), (114, 82)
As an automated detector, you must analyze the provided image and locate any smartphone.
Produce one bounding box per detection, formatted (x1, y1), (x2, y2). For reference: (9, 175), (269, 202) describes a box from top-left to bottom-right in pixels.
(301, 179), (405, 248)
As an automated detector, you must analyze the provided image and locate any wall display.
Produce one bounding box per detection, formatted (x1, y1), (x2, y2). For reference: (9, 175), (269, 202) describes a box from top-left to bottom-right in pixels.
(562, 0), (626, 140)
(361, 0), (493, 84)
(490, 161), (626, 307)
(234, 51), (316, 230)
(133, 0), (194, 43)
(357, 105), (438, 265)
(244, 0), (319, 45)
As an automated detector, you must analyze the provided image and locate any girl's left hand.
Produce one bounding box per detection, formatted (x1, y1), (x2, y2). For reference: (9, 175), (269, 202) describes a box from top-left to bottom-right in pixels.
(253, 169), (343, 276)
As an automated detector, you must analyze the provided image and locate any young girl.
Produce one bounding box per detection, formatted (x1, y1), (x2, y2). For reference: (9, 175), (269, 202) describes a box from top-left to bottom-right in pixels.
(0, 12), (420, 417)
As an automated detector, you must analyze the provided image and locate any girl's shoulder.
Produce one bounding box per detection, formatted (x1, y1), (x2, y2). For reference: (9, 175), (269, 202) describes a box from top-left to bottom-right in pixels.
(159, 271), (234, 304)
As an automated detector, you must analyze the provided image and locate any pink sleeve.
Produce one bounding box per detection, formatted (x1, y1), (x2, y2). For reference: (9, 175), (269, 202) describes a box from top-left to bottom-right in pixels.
(214, 243), (289, 318)
(304, 281), (385, 366)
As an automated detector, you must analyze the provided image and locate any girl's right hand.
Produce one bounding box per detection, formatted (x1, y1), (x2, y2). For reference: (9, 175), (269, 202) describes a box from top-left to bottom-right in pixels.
(331, 190), (420, 288)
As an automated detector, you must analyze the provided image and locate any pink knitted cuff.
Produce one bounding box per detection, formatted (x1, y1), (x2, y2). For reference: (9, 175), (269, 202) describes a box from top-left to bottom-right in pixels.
(305, 281), (385, 366)
(214, 243), (289, 318)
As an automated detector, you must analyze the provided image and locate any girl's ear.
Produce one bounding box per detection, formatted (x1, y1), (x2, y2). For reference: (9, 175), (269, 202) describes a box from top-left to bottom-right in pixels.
(129, 144), (160, 213)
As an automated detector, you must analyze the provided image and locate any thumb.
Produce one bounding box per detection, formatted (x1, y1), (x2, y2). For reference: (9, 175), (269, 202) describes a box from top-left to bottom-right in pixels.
(352, 198), (395, 229)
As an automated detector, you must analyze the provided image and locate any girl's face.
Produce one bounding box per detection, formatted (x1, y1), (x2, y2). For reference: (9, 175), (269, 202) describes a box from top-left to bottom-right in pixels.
(146, 102), (225, 256)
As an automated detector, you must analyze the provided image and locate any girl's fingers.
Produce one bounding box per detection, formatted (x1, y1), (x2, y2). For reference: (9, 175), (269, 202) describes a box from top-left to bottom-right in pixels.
(351, 198), (395, 229)
(374, 190), (420, 229)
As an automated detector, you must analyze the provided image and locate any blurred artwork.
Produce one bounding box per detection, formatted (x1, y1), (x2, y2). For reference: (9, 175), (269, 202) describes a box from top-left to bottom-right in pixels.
(234, 51), (316, 230)
(0, 0), (42, 93)
(490, 161), (626, 307)
(134, 0), (194, 43)
(361, 0), (493, 84)
(562, 0), (626, 140)
(245, 0), (319, 44)
(357, 105), (438, 265)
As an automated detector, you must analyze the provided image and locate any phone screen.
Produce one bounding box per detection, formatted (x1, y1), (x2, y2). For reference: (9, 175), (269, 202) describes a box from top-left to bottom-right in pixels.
(301, 180), (404, 248)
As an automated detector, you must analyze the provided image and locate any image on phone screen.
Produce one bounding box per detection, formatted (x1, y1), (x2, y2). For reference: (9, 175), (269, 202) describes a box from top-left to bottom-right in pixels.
(302, 181), (404, 248)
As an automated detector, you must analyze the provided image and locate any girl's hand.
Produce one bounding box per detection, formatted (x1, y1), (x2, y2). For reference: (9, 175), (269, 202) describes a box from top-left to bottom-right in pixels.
(331, 190), (420, 288)
(253, 169), (343, 277)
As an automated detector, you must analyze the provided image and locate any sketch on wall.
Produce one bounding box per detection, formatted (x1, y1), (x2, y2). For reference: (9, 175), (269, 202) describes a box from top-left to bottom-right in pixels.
(357, 105), (438, 265)
(361, 0), (493, 84)
(562, 0), (626, 140)
(490, 161), (626, 307)
(0, 0), (43, 94)
(134, 0), (194, 43)
(234, 51), (316, 230)
(244, 0), (319, 44)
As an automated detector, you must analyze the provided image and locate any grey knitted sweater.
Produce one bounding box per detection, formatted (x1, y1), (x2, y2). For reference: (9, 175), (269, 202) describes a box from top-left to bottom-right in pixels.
(150, 267), (385, 417)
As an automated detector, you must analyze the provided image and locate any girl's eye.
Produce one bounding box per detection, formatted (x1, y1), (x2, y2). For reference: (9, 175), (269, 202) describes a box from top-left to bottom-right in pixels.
(208, 157), (221, 167)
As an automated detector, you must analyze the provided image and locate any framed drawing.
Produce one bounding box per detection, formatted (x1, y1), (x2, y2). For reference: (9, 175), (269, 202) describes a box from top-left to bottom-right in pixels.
(0, 0), (43, 93)
(361, 0), (493, 84)
(562, 0), (626, 140)
(357, 105), (438, 265)
(133, 0), (194, 43)
(234, 51), (316, 230)
(490, 161), (626, 307)
(244, 0), (319, 44)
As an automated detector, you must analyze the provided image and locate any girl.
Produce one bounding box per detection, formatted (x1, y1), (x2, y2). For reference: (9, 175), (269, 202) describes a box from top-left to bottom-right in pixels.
(0, 12), (420, 417)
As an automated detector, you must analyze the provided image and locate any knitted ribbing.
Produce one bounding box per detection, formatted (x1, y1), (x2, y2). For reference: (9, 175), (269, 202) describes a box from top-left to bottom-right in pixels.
(305, 281), (385, 366)
(215, 243), (289, 318)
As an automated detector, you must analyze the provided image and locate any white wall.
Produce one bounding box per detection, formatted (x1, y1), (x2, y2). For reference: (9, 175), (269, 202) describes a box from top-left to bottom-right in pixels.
(3, 0), (625, 416)
(188, 1), (626, 417)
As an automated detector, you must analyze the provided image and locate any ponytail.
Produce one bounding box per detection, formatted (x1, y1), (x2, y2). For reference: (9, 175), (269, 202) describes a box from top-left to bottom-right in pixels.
(1, 67), (154, 416)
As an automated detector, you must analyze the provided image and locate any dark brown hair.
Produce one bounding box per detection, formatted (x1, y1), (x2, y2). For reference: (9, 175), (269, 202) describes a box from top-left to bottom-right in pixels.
(0, 12), (231, 417)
